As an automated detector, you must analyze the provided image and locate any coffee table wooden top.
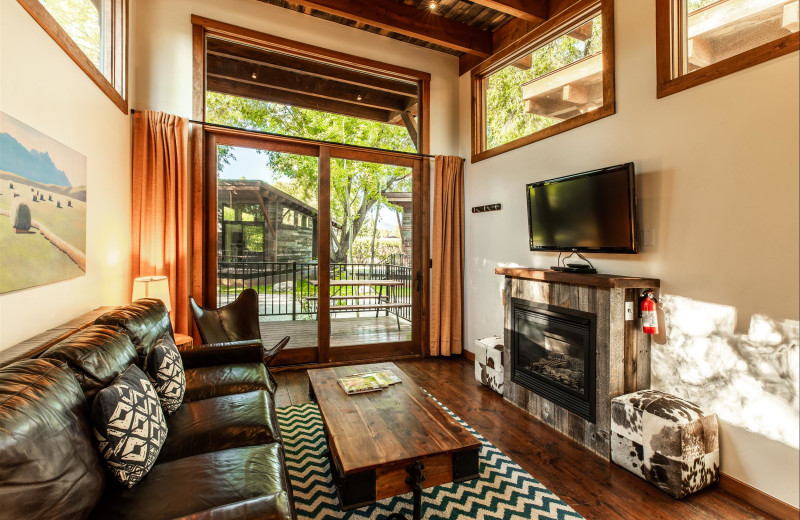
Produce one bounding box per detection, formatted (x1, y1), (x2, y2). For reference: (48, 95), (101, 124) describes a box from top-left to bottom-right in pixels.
(307, 362), (481, 476)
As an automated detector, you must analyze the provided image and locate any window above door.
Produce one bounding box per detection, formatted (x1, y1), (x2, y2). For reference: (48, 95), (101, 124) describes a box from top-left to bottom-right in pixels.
(194, 17), (430, 155)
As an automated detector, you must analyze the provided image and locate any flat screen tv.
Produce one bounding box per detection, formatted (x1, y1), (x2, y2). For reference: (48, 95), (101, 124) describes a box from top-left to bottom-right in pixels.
(526, 163), (637, 253)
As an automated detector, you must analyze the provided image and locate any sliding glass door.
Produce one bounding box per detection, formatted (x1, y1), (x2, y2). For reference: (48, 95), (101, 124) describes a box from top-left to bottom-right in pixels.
(205, 130), (424, 366)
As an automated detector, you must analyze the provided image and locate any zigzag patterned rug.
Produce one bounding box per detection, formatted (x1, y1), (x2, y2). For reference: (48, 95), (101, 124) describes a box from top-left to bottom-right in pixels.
(277, 394), (584, 520)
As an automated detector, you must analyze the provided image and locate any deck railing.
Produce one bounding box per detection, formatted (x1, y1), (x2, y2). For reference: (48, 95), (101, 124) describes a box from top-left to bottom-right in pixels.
(217, 260), (412, 322)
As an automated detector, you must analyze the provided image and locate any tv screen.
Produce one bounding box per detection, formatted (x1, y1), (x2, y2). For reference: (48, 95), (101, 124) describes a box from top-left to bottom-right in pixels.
(526, 163), (637, 253)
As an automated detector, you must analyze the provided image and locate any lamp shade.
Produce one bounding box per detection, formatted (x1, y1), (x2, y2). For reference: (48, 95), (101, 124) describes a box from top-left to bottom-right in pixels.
(132, 276), (172, 312)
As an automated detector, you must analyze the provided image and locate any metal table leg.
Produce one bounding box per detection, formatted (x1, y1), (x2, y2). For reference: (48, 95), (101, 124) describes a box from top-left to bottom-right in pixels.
(385, 461), (425, 520)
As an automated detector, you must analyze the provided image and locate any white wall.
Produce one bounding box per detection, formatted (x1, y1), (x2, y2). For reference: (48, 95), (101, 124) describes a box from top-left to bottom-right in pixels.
(0, 1), (132, 349)
(132, 0), (460, 156)
(459, 0), (799, 507)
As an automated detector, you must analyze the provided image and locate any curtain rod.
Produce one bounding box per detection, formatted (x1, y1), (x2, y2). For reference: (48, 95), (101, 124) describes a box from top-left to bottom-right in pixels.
(130, 109), (436, 159)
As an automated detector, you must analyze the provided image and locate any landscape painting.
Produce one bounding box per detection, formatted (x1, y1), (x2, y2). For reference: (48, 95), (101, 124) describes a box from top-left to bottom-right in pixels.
(0, 112), (86, 294)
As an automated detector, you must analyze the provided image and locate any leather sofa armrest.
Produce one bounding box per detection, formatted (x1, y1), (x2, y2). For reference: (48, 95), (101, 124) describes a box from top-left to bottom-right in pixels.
(168, 493), (295, 520)
(180, 342), (264, 369)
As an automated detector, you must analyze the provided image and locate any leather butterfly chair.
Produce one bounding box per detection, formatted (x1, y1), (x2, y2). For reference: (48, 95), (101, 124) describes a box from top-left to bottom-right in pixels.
(189, 289), (290, 385)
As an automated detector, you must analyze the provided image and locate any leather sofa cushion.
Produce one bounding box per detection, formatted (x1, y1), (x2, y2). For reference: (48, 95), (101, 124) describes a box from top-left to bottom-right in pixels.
(0, 359), (105, 520)
(40, 325), (137, 402)
(95, 299), (173, 361)
(90, 443), (294, 520)
(185, 363), (275, 401)
(157, 390), (281, 463)
(169, 495), (295, 520)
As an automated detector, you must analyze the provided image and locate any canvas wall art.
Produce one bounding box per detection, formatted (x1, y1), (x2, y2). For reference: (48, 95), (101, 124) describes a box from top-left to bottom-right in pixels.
(0, 112), (87, 294)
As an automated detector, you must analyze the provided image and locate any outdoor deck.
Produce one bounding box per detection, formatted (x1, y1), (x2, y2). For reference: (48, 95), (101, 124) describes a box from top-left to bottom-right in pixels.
(260, 315), (412, 349)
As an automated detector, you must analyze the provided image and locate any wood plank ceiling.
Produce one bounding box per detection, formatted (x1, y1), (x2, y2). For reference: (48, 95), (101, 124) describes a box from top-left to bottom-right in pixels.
(257, 0), (561, 75)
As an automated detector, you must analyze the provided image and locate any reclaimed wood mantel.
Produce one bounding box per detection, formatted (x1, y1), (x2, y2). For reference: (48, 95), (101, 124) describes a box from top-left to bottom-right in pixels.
(495, 266), (660, 289)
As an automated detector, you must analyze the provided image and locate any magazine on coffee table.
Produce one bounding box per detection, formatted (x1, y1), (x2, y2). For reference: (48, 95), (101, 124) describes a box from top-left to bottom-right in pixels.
(338, 374), (383, 395)
(352, 369), (402, 387)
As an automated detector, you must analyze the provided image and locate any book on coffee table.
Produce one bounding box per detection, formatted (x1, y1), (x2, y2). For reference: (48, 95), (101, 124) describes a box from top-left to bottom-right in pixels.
(338, 374), (383, 395)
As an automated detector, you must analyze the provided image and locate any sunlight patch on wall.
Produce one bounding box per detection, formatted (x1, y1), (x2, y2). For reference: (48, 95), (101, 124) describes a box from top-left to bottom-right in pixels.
(652, 295), (799, 448)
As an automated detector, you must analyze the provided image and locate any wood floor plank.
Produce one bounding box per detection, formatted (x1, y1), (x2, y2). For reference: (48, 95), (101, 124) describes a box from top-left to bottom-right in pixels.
(273, 357), (779, 520)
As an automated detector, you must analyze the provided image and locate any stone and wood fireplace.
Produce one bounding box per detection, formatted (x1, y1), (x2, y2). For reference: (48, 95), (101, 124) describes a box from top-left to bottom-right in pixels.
(496, 267), (660, 459)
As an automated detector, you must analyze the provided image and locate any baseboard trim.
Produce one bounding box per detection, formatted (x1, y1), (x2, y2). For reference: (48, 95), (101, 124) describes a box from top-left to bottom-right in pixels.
(463, 350), (475, 364)
(718, 473), (799, 520)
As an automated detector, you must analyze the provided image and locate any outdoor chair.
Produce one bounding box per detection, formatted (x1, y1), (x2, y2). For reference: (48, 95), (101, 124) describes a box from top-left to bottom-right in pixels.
(189, 289), (290, 368)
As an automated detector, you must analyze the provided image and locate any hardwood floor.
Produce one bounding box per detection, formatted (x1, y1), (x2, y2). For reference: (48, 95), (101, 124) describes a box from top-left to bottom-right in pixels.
(274, 357), (778, 520)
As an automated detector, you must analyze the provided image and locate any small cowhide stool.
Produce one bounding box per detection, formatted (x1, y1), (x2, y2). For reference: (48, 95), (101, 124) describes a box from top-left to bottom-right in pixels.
(473, 336), (504, 395)
(610, 389), (720, 498)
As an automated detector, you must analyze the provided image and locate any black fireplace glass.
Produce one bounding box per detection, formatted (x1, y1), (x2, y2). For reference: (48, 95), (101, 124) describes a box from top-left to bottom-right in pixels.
(510, 298), (596, 423)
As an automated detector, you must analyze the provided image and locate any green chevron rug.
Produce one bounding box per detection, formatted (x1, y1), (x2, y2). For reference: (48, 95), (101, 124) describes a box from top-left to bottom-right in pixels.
(276, 394), (584, 520)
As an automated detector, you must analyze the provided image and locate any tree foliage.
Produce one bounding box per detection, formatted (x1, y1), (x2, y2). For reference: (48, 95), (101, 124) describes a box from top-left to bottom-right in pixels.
(486, 15), (603, 149)
(40, 0), (102, 69)
(208, 93), (413, 263)
(688, 0), (719, 12)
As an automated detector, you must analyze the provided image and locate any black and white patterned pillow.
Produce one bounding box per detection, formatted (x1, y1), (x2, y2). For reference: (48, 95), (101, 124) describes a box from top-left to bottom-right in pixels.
(144, 335), (186, 414)
(92, 365), (168, 487)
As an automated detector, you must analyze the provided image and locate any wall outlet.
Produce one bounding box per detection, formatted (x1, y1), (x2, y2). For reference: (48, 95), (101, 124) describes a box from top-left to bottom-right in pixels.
(625, 301), (635, 321)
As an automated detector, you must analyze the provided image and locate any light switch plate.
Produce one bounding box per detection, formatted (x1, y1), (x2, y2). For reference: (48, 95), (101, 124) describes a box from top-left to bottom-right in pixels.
(625, 301), (635, 321)
(644, 228), (655, 246)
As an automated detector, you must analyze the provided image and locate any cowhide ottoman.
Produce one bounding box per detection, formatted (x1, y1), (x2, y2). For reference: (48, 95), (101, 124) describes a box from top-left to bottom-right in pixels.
(474, 336), (504, 394)
(611, 390), (720, 498)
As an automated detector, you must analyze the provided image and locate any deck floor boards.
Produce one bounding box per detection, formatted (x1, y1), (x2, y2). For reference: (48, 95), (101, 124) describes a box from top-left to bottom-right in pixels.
(274, 357), (779, 520)
(260, 315), (411, 349)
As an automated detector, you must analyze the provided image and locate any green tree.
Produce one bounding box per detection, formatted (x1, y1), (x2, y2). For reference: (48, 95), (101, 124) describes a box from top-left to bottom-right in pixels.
(40, 0), (102, 69)
(486, 16), (603, 148)
(208, 93), (413, 263)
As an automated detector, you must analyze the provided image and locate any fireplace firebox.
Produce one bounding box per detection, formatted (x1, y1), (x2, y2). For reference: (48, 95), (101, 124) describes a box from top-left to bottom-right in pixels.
(510, 298), (596, 423)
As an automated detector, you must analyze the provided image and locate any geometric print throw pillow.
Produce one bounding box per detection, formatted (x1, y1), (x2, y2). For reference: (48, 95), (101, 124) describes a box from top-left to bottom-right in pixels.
(92, 364), (168, 488)
(144, 335), (186, 415)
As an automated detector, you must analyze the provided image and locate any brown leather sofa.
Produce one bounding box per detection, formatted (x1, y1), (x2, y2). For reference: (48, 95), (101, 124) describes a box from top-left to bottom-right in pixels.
(0, 299), (296, 520)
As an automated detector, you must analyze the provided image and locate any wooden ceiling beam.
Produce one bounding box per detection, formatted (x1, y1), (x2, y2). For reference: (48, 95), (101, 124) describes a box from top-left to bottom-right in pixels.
(468, 0), (548, 23)
(458, 0), (564, 76)
(207, 38), (419, 97)
(277, 0), (494, 56)
(207, 54), (414, 112)
(207, 76), (395, 123)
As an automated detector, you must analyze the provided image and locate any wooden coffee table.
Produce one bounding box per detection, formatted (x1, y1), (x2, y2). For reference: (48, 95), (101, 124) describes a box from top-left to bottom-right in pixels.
(307, 362), (481, 520)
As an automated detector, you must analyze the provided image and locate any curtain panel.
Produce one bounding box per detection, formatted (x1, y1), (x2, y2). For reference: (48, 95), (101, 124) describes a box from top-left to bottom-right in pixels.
(131, 110), (190, 334)
(430, 155), (465, 356)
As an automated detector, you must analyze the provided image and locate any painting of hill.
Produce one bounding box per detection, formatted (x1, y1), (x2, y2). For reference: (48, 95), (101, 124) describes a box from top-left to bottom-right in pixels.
(0, 112), (87, 294)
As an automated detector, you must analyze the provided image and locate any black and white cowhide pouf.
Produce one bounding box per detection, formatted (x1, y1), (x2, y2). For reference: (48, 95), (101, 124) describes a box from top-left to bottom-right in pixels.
(611, 389), (720, 498)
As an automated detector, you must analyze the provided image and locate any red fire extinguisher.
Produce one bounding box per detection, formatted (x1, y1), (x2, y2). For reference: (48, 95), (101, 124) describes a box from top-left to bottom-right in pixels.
(640, 290), (658, 334)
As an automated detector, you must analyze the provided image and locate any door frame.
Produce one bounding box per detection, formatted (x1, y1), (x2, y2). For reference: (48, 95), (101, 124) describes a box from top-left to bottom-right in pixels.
(193, 125), (428, 365)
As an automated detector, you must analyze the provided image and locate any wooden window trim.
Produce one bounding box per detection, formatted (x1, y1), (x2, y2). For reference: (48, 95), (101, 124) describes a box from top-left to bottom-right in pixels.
(655, 0), (800, 99)
(17, 0), (128, 113)
(471, 0), (615, 163)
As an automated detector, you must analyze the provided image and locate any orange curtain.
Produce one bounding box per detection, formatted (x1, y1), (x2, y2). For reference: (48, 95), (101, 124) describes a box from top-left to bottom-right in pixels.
(131, 110), (189, 334)
(430, 155), (465, 356)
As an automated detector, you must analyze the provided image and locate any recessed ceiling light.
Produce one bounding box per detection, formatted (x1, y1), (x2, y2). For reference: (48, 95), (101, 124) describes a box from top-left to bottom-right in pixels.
(429, 0), (437, 10)
(251, 72), (258, 80)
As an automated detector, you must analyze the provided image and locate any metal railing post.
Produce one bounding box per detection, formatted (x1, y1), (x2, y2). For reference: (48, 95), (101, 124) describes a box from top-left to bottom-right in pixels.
(292, 262), (297, 321)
